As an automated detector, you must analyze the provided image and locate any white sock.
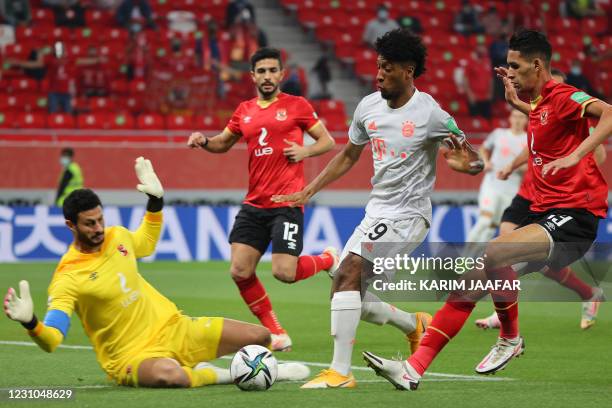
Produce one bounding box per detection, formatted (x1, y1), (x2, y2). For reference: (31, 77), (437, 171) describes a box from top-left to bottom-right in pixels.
(361, 292), (416, 334)
(330, 291), (361, 376)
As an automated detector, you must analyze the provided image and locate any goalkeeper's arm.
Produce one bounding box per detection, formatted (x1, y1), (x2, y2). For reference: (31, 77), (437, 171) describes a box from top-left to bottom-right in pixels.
(135, 156), (164, 213)
(4, 281), (66, 353)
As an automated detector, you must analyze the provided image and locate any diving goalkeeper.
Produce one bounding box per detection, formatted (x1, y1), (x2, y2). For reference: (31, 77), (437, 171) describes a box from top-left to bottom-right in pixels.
(3, 157), (273, 388)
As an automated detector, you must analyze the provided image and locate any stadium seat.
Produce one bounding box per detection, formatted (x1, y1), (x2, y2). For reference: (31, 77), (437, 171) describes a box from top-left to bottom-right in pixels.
(166, 114), (193, 130)
(9, 78), (39, 94)
(15, 112), (46, 128)
(137, 113), (165, 130)
(78, 113), (110, 129)
(47, 113), (76, 128)
(0, 111), (16, 128)
(108, 113), (136, 129)
(193, 114), (221, 131)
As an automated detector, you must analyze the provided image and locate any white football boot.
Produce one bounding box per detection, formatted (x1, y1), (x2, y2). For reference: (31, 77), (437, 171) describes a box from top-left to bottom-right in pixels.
(271, 333), (293, 352)
(475, 312), (501, 330)
(475, 336), (525, 374)
(581, 287), (604, 330)
(323, 247), (340, 278)
(277, 362), (311, 381)
(362, 351), (420, 391)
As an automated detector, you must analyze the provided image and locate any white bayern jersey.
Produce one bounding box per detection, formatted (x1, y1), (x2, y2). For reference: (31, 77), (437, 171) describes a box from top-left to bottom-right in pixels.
(481, 128), (527, 191)
(349, 89), (465, 223)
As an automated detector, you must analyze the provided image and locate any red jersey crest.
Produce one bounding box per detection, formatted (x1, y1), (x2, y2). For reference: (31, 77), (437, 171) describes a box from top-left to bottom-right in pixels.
(540, 107), (549, 125)
(402, 121), (415, 137)
(276, 109), (287, 121)
(117, 244), (128, 256)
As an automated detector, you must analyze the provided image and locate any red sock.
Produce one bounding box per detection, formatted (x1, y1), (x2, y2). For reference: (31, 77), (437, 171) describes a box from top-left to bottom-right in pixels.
(408, 300), (475, 376)
(489, 265), (519, 339)
(234, 275), (285, 335)
(543, 266), (594, 300)
(294, 253), (334, 282)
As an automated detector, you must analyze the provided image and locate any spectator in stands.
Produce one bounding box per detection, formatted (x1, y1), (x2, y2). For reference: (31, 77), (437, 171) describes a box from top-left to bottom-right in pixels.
(481, 6), (504, 37)
(566, 59), (597, 96)
(507, 0), (544, 32)
(0, 0), (31, 26)
(561, 0), (604, 19)
(281, 63), (304, 97)
(362, 4), (399, 48)
(396, 14), (423, 34)
(225, 0), (255, 28)
(311, 55), (332, 100)
(489, 33), (508, 101)
(454, 0), (484, 35)
(198, 20), (226, 98)
(51, 0), (86, 28)
(125, 28), (151, 80)
(227, 10), (260, 73)
(464, 44), (492, 119)
(55, 147), (84, 207)
(115, 0), (156, 30)
(7, 42), (74, 113)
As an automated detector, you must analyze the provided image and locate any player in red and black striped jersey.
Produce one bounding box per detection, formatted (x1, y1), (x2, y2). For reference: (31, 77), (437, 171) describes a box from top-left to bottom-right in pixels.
(363, 29), (612, 391)
(188, 48), (337, 351)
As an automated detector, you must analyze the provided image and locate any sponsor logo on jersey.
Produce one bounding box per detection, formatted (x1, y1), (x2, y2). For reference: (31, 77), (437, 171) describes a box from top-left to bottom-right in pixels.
(117, 244), (128, 256)
(255, 127), (273, 157)
(276, 109), (287, 121)
(402, 121), (415, 137)
(368, 121), (377, 131)
(540, 107), (549, 125)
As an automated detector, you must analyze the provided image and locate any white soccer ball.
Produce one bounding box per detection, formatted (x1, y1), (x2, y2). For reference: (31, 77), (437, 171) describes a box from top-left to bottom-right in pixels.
(230, 345), (278, 391)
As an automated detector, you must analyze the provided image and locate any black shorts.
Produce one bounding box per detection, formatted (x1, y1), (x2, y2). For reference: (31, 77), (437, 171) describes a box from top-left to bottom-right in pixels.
(501, 194), (532, 226)
(518, 207), (600, 269)
(229, 204), (303, 256)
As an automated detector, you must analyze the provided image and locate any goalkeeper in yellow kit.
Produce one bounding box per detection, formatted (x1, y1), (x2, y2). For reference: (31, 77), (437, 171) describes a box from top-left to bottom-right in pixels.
(3, 157), (272, 388)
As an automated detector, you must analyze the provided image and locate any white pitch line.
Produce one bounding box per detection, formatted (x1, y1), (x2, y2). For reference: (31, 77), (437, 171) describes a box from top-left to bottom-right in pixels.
(0, 340), (514, 382)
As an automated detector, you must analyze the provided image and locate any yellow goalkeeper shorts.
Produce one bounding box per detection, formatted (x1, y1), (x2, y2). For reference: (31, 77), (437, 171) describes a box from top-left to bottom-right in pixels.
(116, 315), (224, 386)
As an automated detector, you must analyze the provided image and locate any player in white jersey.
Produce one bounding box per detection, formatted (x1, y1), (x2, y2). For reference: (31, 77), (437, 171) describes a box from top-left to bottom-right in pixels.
(272, 29), (483, 388)
(465, 109), (527, 253)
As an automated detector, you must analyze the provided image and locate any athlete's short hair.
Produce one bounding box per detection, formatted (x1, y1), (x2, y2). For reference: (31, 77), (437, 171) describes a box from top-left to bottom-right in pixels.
(374, 28), (427, 78)
(551, 68), (567, 81)
(508, 29), (552, 66)
(250, 47), (283, 71)
(63, 189), (102, 224)
(61, 147), (74, 157)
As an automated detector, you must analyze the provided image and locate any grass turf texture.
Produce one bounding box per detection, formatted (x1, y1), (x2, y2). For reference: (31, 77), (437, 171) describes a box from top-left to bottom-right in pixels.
(0, 261), (610, 408)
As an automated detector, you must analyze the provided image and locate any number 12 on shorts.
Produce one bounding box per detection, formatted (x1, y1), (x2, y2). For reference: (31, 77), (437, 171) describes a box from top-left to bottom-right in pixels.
(283, 222), (299, 250)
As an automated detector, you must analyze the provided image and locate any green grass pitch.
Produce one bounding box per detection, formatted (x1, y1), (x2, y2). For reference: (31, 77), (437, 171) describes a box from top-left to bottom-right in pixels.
(0, 261), (610, 407)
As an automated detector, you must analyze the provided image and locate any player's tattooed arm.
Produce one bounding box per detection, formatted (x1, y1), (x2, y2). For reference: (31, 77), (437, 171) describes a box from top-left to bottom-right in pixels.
(272, 141), (365, 206)
(443, 134), (484, 175)
(188, 129), (241, 153)
(495, 66), (530, 115)
(543, 100), (612, 177)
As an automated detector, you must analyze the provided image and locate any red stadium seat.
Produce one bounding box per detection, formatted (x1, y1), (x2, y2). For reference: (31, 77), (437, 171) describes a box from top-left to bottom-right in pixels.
(78, 113), (110, 129)
(15, 112), (46, 128)
(137, 113), (165, 129)
(47, 113), (76, 128)
(89, 97), (112, 112)
(0, 111), (16, 128)
(9, 78), (39, 94)
(166, 114), (193, 130)
(193, 114), (221, 130)
(319, 112), (348, 132)
(108, 113), (136, 129)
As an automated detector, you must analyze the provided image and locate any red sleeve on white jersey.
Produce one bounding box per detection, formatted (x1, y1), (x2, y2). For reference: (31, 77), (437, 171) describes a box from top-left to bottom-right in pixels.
(294, 97), (320, 131)
(226, 103), (244, 136)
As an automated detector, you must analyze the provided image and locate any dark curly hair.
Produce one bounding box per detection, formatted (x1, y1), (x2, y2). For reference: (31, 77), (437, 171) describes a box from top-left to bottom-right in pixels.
(63, 189), (102, 224)
(509, 29), (551, 66)
(375, 29), (427, 78)
(250, 47), (283, 71)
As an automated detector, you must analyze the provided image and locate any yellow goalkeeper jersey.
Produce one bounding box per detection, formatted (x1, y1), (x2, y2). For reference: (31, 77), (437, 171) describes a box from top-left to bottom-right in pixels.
(47, 211), (180, 377)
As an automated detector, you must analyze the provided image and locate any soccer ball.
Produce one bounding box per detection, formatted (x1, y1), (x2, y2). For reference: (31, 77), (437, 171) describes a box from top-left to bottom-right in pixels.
(230, 345), (278, 391)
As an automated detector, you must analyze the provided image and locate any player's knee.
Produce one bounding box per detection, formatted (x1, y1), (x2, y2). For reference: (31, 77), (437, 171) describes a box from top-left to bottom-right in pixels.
(483, 242), (505, 270)
(272, 265), (295, 283)
(230, 263), (255, 281)
(334, 256), (361, 291)
(147, 364), (189, 388)
(248, 325), (271, 348)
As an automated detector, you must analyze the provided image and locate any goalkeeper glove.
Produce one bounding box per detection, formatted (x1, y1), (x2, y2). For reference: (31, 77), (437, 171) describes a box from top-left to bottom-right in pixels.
(135, 157), (164, 198)
(4, 280), (34, 324)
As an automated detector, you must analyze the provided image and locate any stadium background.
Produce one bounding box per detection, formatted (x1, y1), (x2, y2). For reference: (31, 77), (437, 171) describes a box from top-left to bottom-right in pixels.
(0, 1), (611, 405)
(0, 0), (610, 260)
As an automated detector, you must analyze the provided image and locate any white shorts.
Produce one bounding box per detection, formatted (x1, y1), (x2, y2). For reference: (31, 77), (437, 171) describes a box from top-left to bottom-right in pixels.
(478, 182), (515, 225)
(341, 215), (429, 281)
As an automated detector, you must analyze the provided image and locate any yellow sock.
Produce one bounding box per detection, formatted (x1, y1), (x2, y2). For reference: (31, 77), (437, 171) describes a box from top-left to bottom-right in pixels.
(182, 367), (218, 387)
